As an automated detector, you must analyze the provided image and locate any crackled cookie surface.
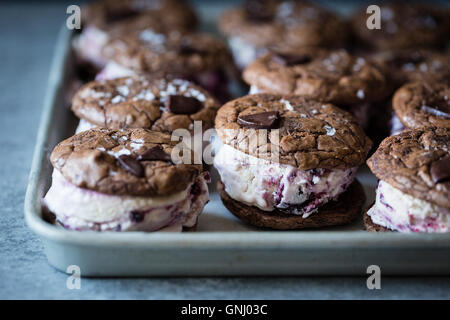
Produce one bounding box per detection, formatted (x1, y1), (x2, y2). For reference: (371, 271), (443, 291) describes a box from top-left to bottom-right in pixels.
(215, 94), (372, 170)
(82, 0), (197, 32)
(219, 0), (348, 49)
(213, 94), (370, 227)
(372, 49), (450, 87)
(392, 81), (450, 131)
(243, 49), (390, 105)
(72, 77), (220, 133)
(50, 128), (202, 197)
(102, 31), (232, 77)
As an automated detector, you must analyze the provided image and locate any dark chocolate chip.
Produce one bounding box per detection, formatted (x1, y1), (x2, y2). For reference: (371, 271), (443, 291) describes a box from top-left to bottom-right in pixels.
(137, 146), (173, 163)
(421, 99), (450, 119)
(130, 211), (144, 223)
(237, 111), (279, 129)
(430, 155), (450, 184)
(118, 155), (144, 177)
(272, 53), (312, 66)
(165, 95), (203, 114)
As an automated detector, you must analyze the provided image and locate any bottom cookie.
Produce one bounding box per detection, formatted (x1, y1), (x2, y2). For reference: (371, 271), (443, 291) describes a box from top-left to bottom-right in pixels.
(217, 179), (366, 230)
(363, 208), (392, 232)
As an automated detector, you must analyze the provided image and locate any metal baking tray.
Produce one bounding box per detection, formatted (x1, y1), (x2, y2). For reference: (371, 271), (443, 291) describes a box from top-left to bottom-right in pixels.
(25, 14), (450, 276)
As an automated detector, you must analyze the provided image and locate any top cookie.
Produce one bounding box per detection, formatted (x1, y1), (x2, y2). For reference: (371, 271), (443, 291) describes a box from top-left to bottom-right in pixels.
(351, 3), (449, 50)
(72, 77), (220, 133)
(82, 0), (197, 32)
(393, 81), (450, 130)
(367, 127), (450, 208)
(372, 49), (450, 87)
(215, 94), (372, 170)
(102, 31), (233, 77)
(50, 128), (201, 197)
(243, 49), (390, 105)
(219, 0), (348, 49)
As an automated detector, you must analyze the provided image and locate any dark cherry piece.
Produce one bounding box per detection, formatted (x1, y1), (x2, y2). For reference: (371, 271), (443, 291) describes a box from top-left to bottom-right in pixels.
(118, 155), (144, 177)
(165, 95), (203, 114)
(237, 111), (279, 129)
(430, 155), (450, 184)
(271, 53), (312, 66)
(138, 146), (173, 163)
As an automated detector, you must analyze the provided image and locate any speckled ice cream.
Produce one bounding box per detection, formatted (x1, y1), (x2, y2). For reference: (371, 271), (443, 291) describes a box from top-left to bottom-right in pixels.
(367, 180), (450, 233)
(214, 143), (357, 217)
(44, 170), (209, 232)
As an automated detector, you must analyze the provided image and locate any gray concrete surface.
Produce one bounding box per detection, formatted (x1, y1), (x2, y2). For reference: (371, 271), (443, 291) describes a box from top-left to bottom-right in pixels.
(0, 1), (449, 300)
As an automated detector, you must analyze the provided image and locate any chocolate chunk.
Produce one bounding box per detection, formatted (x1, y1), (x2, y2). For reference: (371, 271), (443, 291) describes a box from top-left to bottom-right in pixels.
(237, 111), (279, 129)
(272, 53), (312, 66)
(138, 146), (173, 163)
(118, 155), (144, 177)
(421, 99), (450, 119)
(165, 95), (203, 114)
(430, 155), (450, 184)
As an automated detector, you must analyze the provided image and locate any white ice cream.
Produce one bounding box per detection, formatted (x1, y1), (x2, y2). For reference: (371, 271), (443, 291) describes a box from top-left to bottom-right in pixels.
(213, 142), (357, 217)
(43, 170), (209, 232)
(228, 37), (266, 70)
(367, 180), (450, 233)
(73, 26), (109, 68)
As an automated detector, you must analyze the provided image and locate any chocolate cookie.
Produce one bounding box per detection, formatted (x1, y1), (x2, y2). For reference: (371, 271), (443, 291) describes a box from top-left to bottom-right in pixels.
(366, 127), (450, 233)
(218, 0), (349, 68)
(392, 81), (450, 131)
(363, 209), (390, 232)
(213, 93), (371, 230)
(99, 31), (235, 102)
(243, 49), (391, 105)
(72, 77), (220, 134)
(372, 49), (450, 88)
(351, 2), (449, 51)
(82, 0), (197, 32)
(215, 94), (372, 170)
(50, 128), (202, 197)
(218, 179), (365, 230)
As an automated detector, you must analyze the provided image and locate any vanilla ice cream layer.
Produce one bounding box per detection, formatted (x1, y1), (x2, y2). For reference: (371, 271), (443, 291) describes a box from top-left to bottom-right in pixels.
(367, 180), (450, 233)
(75, 119), (98, 133)
(43, 170), (209, 232)
(228, 37), (266, 70)
(73, 26), (109, 68)
(213, 143), (357, 217)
